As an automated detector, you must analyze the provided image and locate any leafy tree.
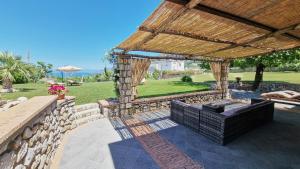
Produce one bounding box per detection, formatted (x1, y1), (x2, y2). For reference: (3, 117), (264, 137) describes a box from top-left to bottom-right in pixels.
(233, 48), (300, 70)
(36, 61), (53, 78)
(0, 52), (30, 92)
(105, 49), (118, 65)
(198, 61), (211, 70)
(103, 67), (113, 81)
(26, 64), (41, 83)
(104, 49), (120, 96)
(185, 60), (211, 70)
(232, 48), (300, 89)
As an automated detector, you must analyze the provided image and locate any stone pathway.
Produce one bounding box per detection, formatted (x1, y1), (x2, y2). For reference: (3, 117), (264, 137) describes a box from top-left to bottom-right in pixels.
(122, 116), (204, 169)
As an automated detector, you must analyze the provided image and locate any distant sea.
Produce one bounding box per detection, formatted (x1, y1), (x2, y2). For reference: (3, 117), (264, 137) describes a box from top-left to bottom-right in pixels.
(49, 69), (104, 78)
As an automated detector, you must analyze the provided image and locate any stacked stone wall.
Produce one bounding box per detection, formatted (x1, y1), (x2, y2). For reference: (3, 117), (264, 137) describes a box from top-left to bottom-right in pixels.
(132, 90), (223, 113)
(258, 82), (300, 92)
(229, 82), (300, 92)
(98, 91), (223, 115)
(0, 96), (76, 169)
(0, 96), (111, 169)
(118, 57), (133, 116)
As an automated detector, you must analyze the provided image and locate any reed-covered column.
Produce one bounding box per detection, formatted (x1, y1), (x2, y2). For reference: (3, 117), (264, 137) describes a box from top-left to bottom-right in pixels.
(220, 60), (230, 99)
(117, 56), (133, 116)
(131, 58), (151, 99)
(209, 62), (222, 90)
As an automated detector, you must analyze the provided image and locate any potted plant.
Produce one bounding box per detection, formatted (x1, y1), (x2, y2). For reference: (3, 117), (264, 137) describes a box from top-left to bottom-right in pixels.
(48, 85), (67, 100)
(236, 77), (242, 84)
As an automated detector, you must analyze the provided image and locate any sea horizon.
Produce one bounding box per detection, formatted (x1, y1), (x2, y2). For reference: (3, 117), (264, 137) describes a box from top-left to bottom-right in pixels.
(49, 69), (105, 78)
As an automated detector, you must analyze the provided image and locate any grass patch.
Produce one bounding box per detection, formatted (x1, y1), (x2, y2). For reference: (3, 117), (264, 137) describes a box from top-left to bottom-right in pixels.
(1, 72), (300, 105)
(1, 80), (209, 105)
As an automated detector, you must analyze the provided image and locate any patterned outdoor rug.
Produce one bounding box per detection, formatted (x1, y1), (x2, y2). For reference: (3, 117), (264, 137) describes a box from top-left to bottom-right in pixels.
(122, 116), (204, 169)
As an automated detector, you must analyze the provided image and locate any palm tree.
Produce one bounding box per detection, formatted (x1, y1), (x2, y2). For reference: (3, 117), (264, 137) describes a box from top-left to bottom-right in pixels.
(0, 51), (30, 93)
(36, 61), (53, 79)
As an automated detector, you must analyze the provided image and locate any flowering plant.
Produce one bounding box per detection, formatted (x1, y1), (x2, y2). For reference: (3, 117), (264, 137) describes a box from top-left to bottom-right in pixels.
(48, 85), (67, 95)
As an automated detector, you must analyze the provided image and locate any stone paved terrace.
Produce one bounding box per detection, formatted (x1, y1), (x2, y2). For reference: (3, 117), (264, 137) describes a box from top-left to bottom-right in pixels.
(55, 105), (300, 169)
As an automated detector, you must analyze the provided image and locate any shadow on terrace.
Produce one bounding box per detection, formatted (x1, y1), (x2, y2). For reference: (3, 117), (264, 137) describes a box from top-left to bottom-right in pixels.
(108, 108), (300, 169)
(58, 107), (300, 169)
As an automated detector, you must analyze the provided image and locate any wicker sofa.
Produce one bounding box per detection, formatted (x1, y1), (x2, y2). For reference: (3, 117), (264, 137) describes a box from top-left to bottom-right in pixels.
(170, 99), (274, 145)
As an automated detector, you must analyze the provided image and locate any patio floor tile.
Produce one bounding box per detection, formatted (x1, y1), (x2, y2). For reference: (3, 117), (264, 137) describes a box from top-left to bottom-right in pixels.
(57, 107), (300, 169)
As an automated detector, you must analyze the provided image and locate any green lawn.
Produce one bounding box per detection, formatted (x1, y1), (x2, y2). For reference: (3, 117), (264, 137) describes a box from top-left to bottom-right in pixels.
(1, 79), (209, 105)
(2, 72), (300, 105)
(192, 72), (300, 83)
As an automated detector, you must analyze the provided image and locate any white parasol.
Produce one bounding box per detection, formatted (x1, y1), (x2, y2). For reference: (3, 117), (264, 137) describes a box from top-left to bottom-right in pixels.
(57, 65), (82, 82)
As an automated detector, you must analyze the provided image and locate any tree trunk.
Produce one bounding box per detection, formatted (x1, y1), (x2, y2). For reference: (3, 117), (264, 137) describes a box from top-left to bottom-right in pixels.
(252, 63), (265, 91)
(2, 78), (13, 93)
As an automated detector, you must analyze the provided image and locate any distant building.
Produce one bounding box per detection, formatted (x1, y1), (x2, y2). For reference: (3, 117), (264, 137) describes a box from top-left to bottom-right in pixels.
(149, 60), (185, 72)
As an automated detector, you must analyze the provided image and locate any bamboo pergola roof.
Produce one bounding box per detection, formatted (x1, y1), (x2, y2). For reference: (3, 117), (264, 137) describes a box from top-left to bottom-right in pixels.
(117, 0), (300, 60)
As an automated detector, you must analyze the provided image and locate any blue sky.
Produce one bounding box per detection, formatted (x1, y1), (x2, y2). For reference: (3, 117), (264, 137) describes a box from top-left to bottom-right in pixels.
(0, 0), (161, 69)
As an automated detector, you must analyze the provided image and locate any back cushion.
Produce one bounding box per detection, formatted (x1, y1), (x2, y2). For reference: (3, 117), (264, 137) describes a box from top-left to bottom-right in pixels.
(171, 100), (189, 109)
(221, 105), (250, 117)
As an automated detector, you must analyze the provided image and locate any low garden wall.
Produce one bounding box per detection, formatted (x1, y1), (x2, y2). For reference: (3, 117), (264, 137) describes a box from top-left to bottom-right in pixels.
(229, 82), (300, 92)
(0, 96), (76, 169)
(98, 99), (119, 118)
(98, 91), (223, 116)
(0, 96), (106, 169)
(0, 90), (223, 168)
(258, 82), (300, 92)
(132, 90), (223, 113)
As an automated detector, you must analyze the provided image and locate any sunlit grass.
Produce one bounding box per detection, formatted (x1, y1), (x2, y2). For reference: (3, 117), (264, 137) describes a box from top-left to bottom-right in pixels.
(2, 72), (300, 105)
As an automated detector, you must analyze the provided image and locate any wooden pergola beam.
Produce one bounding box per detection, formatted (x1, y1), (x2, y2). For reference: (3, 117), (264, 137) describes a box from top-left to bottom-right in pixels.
(113, 51), (223, 62)
(185, 0), (202, 9)
(166, 0), (300, 41)
(118, 47), (225, 61)
(203, 23), (300, 56)
(139, 26), (273, 50)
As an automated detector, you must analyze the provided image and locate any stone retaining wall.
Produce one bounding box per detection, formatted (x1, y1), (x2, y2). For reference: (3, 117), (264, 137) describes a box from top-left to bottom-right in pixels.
(0, 96), (109, 169)
(98, 99), (119, 118)
(132, 90), (223, 113)
(229, 82), (300, 92)
(98, 91), (223, 116)
(258, 82), (300, 92)
(0, 96), (77, 169)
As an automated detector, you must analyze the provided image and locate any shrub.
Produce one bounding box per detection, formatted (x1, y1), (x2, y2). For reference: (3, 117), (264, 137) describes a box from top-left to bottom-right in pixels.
(152, 69), (161, 80)
(103, 67), (113, 81)
(12, 71), (29, 84)
(181, 75), (193, 82)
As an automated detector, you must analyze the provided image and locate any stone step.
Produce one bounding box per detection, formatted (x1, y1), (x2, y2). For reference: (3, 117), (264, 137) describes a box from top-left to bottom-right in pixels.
(74, 114), (104, 126)
(74, 108), (101, 119)
(75, 103), (99, 112)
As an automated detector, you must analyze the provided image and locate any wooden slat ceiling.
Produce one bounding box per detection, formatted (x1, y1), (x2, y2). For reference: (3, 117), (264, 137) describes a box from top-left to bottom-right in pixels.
(117, 0), (300, 60)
